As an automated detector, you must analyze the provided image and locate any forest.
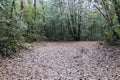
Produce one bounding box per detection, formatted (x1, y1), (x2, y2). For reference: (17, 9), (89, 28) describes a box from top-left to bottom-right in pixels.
(0, 0), (120, 80)
(0, 0), (120, 57)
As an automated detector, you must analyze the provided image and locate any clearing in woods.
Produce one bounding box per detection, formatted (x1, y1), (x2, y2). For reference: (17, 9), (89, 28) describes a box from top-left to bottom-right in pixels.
(0, 42), (120, 80)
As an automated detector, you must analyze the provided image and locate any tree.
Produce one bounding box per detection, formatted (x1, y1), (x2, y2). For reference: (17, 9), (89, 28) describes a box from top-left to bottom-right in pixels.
(111, 0), (120, 26)
(33, 0), (37, 20)
(91, 0), (120, 44)
(0, 0), (26, 57)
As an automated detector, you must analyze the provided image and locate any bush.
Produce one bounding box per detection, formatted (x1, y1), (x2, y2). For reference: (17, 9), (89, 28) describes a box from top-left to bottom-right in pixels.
(0, 11), (26, 57)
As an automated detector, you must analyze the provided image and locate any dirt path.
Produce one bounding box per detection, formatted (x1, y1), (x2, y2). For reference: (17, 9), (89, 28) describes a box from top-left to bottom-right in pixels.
(0, 42), (120, 80)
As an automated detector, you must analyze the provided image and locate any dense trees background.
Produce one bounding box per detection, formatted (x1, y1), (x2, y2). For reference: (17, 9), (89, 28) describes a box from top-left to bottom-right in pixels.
(0, 0), (120, 57)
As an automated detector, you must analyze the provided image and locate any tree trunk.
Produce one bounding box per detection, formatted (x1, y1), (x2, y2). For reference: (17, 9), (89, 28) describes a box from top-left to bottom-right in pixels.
(33, 0), (36, 21)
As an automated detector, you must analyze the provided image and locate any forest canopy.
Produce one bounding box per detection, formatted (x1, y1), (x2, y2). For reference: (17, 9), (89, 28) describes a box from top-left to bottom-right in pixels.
(0, 0), (120, 57)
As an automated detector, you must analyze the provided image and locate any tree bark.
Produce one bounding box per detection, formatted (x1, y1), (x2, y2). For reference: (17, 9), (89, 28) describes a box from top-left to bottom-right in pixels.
(33, 0), (36, 21)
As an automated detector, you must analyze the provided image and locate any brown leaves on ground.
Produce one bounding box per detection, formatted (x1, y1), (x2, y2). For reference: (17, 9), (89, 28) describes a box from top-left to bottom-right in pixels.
(0, 41), (120, 80)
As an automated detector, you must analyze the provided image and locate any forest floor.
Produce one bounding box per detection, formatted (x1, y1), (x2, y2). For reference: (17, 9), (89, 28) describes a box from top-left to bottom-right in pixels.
(0, 41), (120, 80)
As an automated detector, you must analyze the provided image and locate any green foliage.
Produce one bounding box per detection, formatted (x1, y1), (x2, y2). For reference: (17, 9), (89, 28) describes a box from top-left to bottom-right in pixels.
(0, 0), (26, 57)
(23, 7), (44, 42)
(22, 0), (120, 43)
(0, 16), (26, 57)
(91, 0), (120, 45)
